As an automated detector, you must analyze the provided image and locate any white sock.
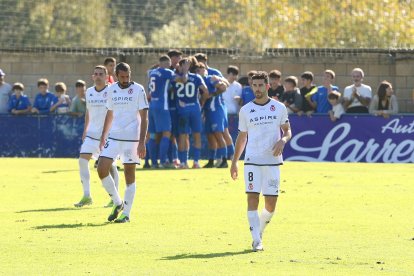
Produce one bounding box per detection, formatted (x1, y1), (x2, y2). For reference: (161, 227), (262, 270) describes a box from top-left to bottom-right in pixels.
(110, 163), (119, 191)
(123, 183), (136, 217)
(101, 175), (122, 205)
(247, 210), (261, 243)
(79, 158), (90, 197)
(259, 208), (274, 235)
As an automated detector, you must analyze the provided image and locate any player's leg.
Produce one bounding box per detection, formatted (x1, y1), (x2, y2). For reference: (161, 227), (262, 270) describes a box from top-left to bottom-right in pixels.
(177, 112), (190, 168)
(260, 166), (280, 237)
(75, 152), (93, 207)
(147, 109), (159, 168)
(244, 165), (263, 251)
(169, 109), (180, 167)
(203, 114), (216, 168)
(143, 132), (151, 168)
(155, 109), (172, 167)
(224, 127), (235, 160)
(190, 108), (202, 168)
(115, 142), (140, 223)
(213, 131), (227, 168)
(104, 160), (120, 208)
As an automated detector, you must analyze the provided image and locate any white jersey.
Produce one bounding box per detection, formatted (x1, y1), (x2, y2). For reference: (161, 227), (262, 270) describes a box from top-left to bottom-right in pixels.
(238, 98), (289, 165)
(343, 84), (372, 108)
(106, 82), (149, 141)
(85, 85), (110, 139)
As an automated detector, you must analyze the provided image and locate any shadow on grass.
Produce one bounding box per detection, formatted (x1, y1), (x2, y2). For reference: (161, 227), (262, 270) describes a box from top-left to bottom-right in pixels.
(42, 169), (78, 173)
(33, 222), (108, 230)
(160, 249), (252, 260)
(16, 207), (83, 213)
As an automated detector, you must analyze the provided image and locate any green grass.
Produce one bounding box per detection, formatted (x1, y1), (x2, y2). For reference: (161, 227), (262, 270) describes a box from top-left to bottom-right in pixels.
(1, 158), (413, 275)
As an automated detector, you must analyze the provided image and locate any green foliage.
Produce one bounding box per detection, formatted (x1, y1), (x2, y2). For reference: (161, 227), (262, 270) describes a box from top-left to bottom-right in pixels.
(1, 158), (413, 275)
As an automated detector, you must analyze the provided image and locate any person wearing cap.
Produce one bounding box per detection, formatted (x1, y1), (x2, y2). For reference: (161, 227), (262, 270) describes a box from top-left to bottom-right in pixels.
(0, 69), (13, 114)
(70, 80), (86, 117)
(8, 82), (32, 115)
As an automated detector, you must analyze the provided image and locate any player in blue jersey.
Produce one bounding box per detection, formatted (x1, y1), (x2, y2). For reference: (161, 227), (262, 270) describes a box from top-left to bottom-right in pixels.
(239, 70), (257, 106)
(173, 58), (209, 168)
(195, 53), (233, 168)
(195, 63), (229, 168)
(147, 55), (189, 168)
(31, 78), (57, 114)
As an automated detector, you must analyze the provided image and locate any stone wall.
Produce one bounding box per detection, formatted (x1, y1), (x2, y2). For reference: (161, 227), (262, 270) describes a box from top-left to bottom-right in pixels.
(1, 48), (413, 112)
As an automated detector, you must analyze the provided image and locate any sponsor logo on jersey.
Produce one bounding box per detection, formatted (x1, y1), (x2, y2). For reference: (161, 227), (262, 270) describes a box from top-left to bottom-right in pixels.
(270, 105), (275, 111)
(249, 115), (278, 123)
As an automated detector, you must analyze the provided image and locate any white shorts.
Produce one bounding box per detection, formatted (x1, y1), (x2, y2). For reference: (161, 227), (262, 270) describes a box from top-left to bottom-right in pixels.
(80, 136), (101, 159)
(99, 138), (140, 164)
(244, 165), (280, 196)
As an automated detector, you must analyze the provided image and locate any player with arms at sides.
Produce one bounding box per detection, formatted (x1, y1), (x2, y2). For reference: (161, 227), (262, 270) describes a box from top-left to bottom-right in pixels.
(230, 71), (292, 251)
(74, 65), (120, 208)
(147, 55), (189, 168)
(173, 59), (209, 168)
(97, 62), (149, 223)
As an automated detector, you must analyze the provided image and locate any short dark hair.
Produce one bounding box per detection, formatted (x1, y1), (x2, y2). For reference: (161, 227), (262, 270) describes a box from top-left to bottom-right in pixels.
(284, 76), (298, 87)
(251, 71), (269, 84)
(167, 49), (183, 58)
(227, 65), (239, 75)
(269, 70), (282, 79)
(94, 65), (108, 75)
(55, 82), (67, 93)
(115, 62), (131, 74)
(104, 57), (116, 65)
(159, 55), (171, 63)
(37, 78), (49, 87)
(75, 80), (86, 87)
(194, 53), (208, 62)
(301, 71), (314, 81)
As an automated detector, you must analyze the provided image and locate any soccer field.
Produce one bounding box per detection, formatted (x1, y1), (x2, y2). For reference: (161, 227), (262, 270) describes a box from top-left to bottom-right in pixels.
(1, 158), (413, 275)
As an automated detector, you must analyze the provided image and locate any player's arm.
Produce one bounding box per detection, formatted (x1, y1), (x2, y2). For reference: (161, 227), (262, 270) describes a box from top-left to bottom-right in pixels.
(137, 108), (148, 158)
(230, 131), (248, 180)
(199, 84), (210, 106)
(82, 109), (90, 141)
(99, 109), (113, 150)
(272, 122), (292, 156)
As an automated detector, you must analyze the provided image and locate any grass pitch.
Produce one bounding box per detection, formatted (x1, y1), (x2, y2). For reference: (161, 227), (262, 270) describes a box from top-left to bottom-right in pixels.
(0, 158), (413, 275)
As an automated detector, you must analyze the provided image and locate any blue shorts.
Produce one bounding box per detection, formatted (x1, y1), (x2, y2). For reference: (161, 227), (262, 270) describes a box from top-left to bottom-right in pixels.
(204, 109), (226, 133)
(170, 109), (179, 138)
(149, 107), (171, 133)
(177, 106), (202, 134)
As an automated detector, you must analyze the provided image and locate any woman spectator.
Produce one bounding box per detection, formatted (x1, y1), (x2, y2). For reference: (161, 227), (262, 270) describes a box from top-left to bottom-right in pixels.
(369, 81), (398, 118)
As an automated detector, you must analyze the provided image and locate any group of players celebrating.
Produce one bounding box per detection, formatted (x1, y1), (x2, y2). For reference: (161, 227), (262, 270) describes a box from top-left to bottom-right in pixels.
(74, 51), (292, 252)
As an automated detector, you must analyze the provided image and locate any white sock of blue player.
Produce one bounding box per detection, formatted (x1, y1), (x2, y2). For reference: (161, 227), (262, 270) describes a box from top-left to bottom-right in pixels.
(79, 158), (90, 197)
(247, 210), (261, 243)
(101, 175), (122, 206)
(110, 163), (119, 191)
(123, 183), (136, 217)
(259, 208), (274, 235)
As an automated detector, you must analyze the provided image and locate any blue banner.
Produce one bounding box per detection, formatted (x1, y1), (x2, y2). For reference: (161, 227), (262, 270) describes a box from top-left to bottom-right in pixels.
(284, 115), (414, 163)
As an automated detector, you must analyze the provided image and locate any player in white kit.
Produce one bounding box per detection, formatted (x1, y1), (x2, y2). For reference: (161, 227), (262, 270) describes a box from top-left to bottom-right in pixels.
(230, 71), (292, 251)
(97, 62), (149, 223)
(74, 65), (120, 208)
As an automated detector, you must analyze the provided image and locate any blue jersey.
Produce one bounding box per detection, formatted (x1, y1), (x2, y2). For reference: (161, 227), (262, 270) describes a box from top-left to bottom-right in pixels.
(149, 67), (176, 110)
(241, 86), (255, 106)
(174, 73), (205, 110)
(207, 67), (223, 77)
(203, 75), (224, 113)
(33, 92), (56, 114)
(311, 85), (339, 113)
(8, 94), (31, 112)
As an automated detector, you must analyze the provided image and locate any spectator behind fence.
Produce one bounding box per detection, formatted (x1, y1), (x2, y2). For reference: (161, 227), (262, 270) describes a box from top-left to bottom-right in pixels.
(238, 70), (257, 106)
(328, 91), (344, 122)
(0, 69), (12, 114)
(222, 65), (242, 115)
(308, 70), (339, 113)
(51, 82), (71, 114)
(70, 80), (86, 117)
(281, 76), (302, 114)
(31, 78), (56, 114)
(268, 69), (284, 101)
(343, 68), (372, 113)
(299, 71), (317, 116)
(104, 57), (116, 84)
(8, 82), (31, 115)
(369, 80), (398, 118)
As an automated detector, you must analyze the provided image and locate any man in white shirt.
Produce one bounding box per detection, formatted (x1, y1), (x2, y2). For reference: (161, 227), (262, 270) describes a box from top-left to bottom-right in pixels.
(97, 62), (149, 223)
(0, 69), (12, 114)
(343, 68), (372, 113)
(222, 65), (242, 115)
(230, 71), (292, 252)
